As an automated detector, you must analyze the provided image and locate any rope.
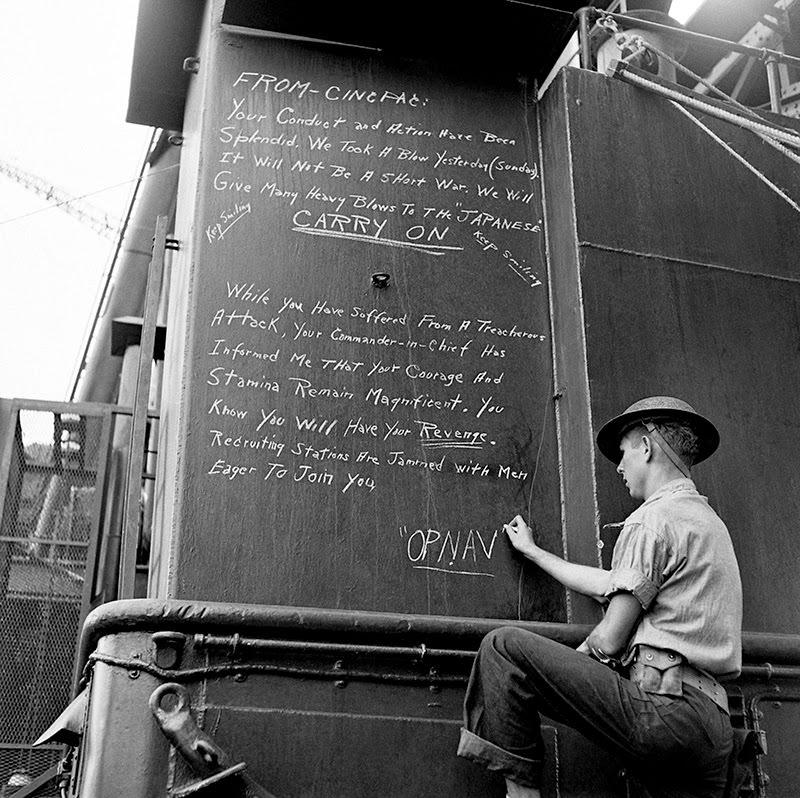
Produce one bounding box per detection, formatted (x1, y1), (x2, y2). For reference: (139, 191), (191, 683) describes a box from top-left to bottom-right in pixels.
(670, 100), (800, 215)
(611, 64), (800, 149)
(753, 128), (800, 168)
(633, 35), (766, 122)
(85, 651), (470, 686)
(605, 31), (800, 205)
(604, 13), (800, 161)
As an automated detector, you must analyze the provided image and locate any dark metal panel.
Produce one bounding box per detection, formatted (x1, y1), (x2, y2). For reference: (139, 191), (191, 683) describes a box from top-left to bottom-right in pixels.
(202, 702), (588, 797)
(148, 7), (214, 601)
(127, 0), (684, 131)
(163, 30), (563, 619)
(127, 0), (594, 130)
(539, 71), (604, 625)
(752, 700), (800, 797)
(126, 0), (205, 129)
(220, 0), (581, 79)
(539, 67), (800, 635)
(204, 690), (496, 798)
(73, 621), (636, 797)
(72, 607), (800, 797)
(580, 250), (800, 635)
(560, 68), (800, 281)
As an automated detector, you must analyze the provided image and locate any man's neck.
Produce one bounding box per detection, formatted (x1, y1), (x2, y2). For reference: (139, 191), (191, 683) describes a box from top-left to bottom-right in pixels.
(641, 467), (690, 501)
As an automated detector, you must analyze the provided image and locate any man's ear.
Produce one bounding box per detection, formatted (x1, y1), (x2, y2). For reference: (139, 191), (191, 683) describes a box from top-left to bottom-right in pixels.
(641, 434), (654, 461)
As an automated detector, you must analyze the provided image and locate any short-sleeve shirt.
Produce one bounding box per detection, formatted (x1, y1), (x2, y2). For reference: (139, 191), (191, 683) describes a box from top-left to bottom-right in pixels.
(607, 478), (742, 679)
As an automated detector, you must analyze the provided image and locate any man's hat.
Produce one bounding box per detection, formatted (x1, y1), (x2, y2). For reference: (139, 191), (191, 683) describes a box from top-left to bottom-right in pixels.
(596, 396), (720, 465)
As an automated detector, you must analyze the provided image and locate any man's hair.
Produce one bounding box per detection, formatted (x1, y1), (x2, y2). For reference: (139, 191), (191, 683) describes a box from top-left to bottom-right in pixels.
(625, 419), (702, 466)
(649, 419), (702, 466)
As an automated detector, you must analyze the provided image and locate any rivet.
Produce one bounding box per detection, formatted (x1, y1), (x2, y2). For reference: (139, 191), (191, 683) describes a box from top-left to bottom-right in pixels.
(371, 272), (390, 289)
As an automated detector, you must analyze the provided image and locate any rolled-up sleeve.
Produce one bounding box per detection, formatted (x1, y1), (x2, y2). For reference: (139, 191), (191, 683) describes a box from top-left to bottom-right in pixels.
(606, 522), (669, 610)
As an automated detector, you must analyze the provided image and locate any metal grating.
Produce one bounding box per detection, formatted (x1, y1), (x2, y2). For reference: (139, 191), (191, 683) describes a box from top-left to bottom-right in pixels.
(0, 408), (105, 796)
(0, 746), (60, 798)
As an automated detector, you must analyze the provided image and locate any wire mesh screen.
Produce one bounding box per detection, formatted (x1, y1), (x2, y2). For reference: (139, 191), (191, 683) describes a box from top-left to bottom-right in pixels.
(0, 407), (106, 796)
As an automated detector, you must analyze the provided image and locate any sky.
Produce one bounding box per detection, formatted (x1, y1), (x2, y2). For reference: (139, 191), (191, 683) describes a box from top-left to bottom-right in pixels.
(0, 0), (152, 402)
(0, 0), (701, 405)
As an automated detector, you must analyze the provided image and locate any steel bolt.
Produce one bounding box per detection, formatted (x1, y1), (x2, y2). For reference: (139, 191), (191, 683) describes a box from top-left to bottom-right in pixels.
(152, 631), (186, 670)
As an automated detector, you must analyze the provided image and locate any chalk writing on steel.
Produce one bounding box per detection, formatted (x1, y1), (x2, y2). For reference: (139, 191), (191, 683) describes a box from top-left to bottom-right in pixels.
(195, 54), (549, 583)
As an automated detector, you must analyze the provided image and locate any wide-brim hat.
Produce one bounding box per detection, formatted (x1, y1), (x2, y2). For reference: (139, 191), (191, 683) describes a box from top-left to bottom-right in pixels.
(596, 396), (719, 465)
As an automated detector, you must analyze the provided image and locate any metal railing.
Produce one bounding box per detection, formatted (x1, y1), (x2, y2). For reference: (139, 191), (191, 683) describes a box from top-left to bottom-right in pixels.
(0, 399), (158, 796)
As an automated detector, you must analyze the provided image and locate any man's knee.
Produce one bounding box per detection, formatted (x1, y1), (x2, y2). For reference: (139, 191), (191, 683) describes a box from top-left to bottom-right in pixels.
(480, 626), (540, 663)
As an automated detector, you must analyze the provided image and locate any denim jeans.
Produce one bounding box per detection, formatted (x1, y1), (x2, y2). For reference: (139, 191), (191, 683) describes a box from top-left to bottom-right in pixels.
(457, 627), (733, 797)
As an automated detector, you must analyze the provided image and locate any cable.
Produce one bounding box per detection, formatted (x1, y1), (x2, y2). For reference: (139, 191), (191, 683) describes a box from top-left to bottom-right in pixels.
(610, 62), (800, 149)
(670, 100), (800, 214)
(634, 34), (768, 122)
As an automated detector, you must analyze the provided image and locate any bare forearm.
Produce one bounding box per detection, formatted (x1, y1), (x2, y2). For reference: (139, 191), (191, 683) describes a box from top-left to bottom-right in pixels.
(584, 593), (643, 659)
(504, 515), (611, 600)
(524, 546), (611, 600)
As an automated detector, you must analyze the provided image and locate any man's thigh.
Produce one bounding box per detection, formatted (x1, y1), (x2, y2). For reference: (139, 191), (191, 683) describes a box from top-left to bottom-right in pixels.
(493, 628), (730, 774)
(491, 627), (644, 755)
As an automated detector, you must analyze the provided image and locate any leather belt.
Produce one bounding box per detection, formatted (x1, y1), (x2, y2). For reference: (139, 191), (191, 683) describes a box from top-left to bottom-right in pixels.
(681, 663), (729, 714)
(628, 645), (729, 714)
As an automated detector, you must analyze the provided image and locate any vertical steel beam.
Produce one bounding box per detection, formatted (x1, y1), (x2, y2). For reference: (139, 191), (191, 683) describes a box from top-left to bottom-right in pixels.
(71, 405), (115, 696)
(766, 56), (783, 114)
(118, 215), (168, 599)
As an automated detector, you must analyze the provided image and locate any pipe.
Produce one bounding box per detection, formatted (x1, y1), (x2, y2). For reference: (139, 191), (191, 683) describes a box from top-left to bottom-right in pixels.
(576, 7), (593, 69)
(71, 134), (180, 405)
(193, 634), (476, 661)
(77, 599), (800, 687)
(76, 598), (593, 678)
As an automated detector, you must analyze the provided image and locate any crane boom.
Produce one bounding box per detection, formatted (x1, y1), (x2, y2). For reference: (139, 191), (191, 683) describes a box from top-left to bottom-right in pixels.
(0, 159), (121, 239)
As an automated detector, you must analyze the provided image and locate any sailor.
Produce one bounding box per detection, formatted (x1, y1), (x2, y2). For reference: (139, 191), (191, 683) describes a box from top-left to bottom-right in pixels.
(457, 397), (743, 797)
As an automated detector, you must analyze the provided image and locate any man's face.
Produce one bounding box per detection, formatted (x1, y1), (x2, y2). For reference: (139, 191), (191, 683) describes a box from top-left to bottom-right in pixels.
(617, 429), (648, 500)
